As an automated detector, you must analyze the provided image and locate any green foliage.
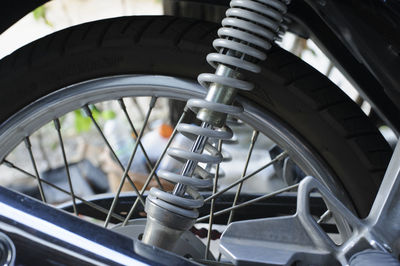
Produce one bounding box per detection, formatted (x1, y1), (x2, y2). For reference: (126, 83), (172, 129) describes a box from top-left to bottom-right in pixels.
(74, 110), (92, 133)
(73, 105), (109, 133)
(32, 6), (53, 27)
(102, 110), (117, 120)
(307, 47), (317, 56)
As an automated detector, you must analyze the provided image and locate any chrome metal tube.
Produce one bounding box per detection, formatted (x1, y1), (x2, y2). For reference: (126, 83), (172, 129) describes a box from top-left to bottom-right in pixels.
(0, 186), (195, 265)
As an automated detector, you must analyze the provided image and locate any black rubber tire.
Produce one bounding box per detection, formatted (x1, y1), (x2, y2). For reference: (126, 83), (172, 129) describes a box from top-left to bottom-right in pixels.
(0, 16), (392, 217)
(163, 0), (227, 23)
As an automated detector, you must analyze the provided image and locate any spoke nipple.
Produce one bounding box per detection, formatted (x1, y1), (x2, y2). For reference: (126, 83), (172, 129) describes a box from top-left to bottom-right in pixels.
(82, 105), (92, 117)
(54, 118), (61, 130)
(251, 131), (259, 144)
(149, 96), (157, 108)
(24, 137), (31, 148)
(276, 151), (288, 162)
(117, 98), (126, 110)
(3, 160), (13, 168)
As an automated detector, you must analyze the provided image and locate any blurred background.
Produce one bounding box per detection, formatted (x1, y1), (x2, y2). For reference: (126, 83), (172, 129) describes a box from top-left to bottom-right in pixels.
(0, 0), (162, 59)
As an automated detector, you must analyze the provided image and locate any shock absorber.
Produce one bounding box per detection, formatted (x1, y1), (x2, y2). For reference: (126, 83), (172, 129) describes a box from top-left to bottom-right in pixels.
(142, 0), (290, 251)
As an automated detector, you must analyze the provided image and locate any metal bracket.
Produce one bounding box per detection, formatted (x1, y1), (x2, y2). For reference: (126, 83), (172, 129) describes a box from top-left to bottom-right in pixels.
(220, 140), (400, 265)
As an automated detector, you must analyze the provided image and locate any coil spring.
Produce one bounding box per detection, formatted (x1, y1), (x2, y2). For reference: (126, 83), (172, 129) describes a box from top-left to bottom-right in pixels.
(148, 0), (290, 219)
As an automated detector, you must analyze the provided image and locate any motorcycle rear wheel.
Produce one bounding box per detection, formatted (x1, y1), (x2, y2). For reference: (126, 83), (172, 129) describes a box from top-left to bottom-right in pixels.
(0, 15), (391, 231)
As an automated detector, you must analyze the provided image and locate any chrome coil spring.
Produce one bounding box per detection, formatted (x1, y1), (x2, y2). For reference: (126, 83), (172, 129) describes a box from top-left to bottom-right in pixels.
(147, 0), (290, 220)
(148, 124), (233, 218)
(196, 0), (290, 98)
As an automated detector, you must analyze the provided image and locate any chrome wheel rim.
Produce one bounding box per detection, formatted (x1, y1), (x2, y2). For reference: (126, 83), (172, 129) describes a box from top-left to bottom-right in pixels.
(0, 74), (353, 259)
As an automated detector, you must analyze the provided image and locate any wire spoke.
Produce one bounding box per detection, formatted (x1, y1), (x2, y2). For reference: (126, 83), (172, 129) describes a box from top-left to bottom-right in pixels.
(118, 98), (164, 190)
(122, 107), (189, 225)
(83, 105), (145, 206)
(24, 137), (47, 203)
(205, 139), (222, 260)
(104, 97), (157, 227)
(216, 131), (258, 263)
(54, 118), (78, 215)
(317, 210), (332, 224)
(204, 151), (288, 203)
(227, 130), (259, 224)
(2, 159), (126, 222)
(197, 183), (299, 223)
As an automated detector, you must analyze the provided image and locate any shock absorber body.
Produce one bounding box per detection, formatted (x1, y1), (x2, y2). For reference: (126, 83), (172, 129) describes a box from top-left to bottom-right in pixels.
(142, 0), (290, 251)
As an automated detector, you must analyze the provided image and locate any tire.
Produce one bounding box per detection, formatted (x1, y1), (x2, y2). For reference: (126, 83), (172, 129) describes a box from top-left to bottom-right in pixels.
(163, 0), (228, 23)
(0, 16), (392, 217)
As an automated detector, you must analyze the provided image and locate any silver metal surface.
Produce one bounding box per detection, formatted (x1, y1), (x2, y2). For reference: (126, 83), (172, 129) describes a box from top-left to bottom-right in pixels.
(122, 109), (189, 226)
(143, 0), (291, 250)
(0, 75), (347, 206)
(83, 105), (145, 207)
(219, 176), (352, 265)
(197, 182), (299, 223)
(3, 159), (126, 222)
(366, 139), (400, 256)
(24, 137), (47, 203)
(142, 195), (196, 251)
(103, 97), (156, 228)
(204, 151), (288, 203)
(113, 219), (213, 260)
(196, 0), (289, 127)
(220, 139), (400, 265)
(197, 65), (240, 127)
(54, 118), (78, 216)
(0, 186), (196, 265)
(0, 232), (15, 266)
(0, 187), (150, 265)
(173, 123), (214, 197)
(0, 74), (358, 263)
(118, 98), (164, 189)
(0, 74), (354, 206)
(205, 140), (223, 260)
